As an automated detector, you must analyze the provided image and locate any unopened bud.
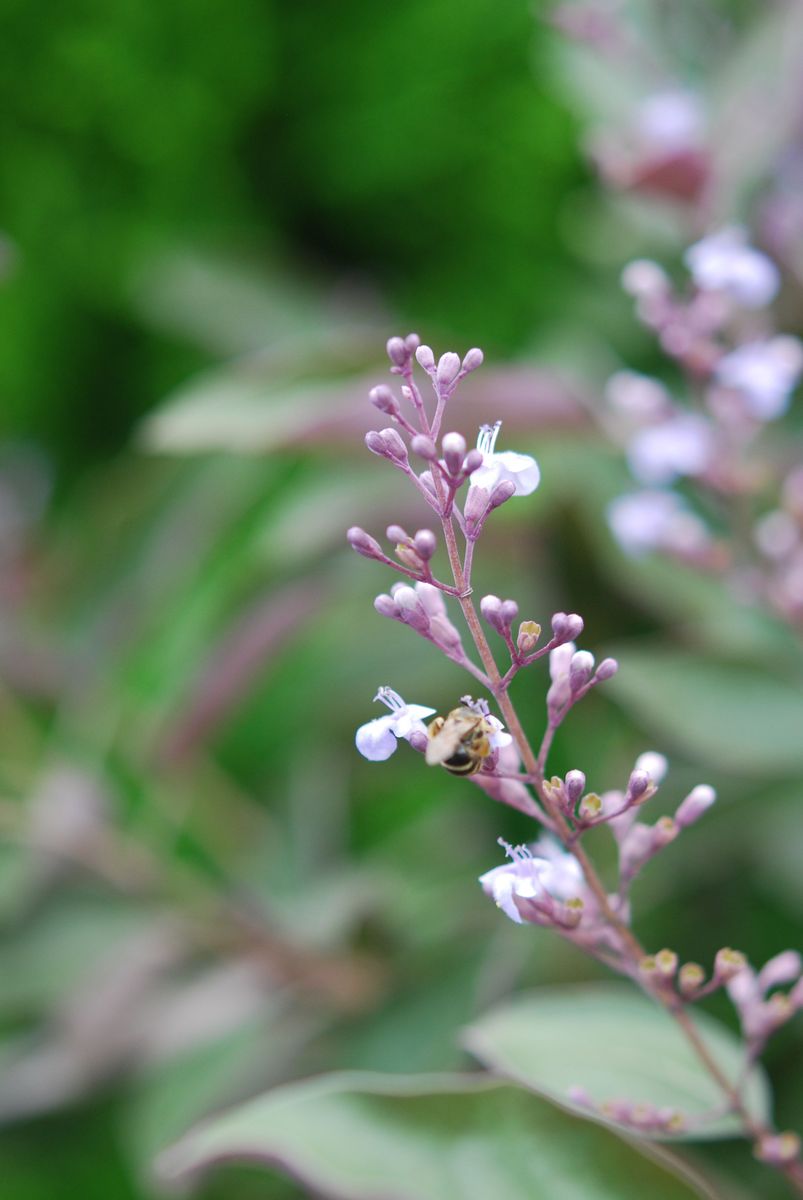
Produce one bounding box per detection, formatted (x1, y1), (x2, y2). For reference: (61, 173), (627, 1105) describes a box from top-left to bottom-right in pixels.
(462, 347), (484, 373)
(551, 612), (584, 643)
(436, 351), (462, 388)
(369, 384), (398, 414)
(500, 599), (519, 627)
(405, 332), (420, 352)
(675, 785), (716, 828)
(365, 428), (408, 466)
(410, 434), (438, 461)
(516, 620), (541, 655)
(715, 947), (747, 982)
(755, 1132), (801, 1166)
(555, 897), (584, 928)
(595, 657), (618, 681)
(489, 479), (516, 509)
(480, 594), (504, 631)
(635, 751), (668, 785)
(679, 963), (705, 996)
(415, 344), (435, 372)
(462, 448), (484, 475)
(464, 484), (490, 526)
(386, 336), (408, 367)
(386, 524), (409, 543)
(347, 527), (384, 561)
(374, 593), (401, 619)
(407, 729), (428, 753)
(565, 770), (586, 804)
(441, 431), (467, 475)
(626, 769), (652, 802)
(569, 650), (595, 693)
(413, 529), (437, 560)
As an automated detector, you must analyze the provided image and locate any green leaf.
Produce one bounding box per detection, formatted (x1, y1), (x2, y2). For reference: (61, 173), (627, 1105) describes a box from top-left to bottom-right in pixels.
(605, 646), (803, 774)
(463, 984), (771, 1141)
(159, 1070), (722, 1199)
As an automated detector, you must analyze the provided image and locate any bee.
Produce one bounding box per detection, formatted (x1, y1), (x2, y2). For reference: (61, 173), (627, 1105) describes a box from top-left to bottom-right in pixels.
(425, 705), (493, 775)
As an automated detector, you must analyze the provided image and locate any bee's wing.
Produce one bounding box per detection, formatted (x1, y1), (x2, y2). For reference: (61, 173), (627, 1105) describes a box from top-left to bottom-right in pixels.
(425, 715), (469, 765)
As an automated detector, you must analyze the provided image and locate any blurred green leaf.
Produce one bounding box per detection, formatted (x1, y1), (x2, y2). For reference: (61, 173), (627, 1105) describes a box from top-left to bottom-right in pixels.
(463, 984), (771, 1140)
(159, 1070), (722, 1199)
(605, 647), (803, 774)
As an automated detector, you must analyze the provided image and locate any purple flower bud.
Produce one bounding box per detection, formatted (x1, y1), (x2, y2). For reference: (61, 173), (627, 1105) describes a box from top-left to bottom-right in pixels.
(436, 351), (462, 388)
(595, 657), (618, 681)
(755, 1132), (802, 1167)
(675, 784), (716, 828)
(415, 582), (446, 618)
(374, 593), (401, 619)
(365, 428), (408, 466)
(462, 347), (484, 373)
(567, 1085), (594, 1109)
(441, 431), (467, 475)
(480, 594), (504, 631)
(569, 650), (595, 693)
(551, 612), (584, 643)
(386, 524), (409, 543)
(405, 332), (421, 353)
(413, 529), (437, 560)
(386, 336), (409, 367)
(393, 586), (430, 634)
(489, 479), (516, 509)
(369, 385), (398, 415)
(626, 769), (652, 802)
(347, 527), (385, 561)
(464, 484), (489, 526)
(500, 599), (520, 627)
(417, 471), (440, 508)
(415, 344), (435, 372)
(462, 448), (484, 475)
(429, 614), (463, 651)
(410, 434), (438, 461)
(565, 770), (586, 804)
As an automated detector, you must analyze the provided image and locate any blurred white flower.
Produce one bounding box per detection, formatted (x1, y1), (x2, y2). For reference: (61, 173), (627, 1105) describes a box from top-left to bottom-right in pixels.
(627, 413), (714, 484)
(715, 337), (803, 420)
(685, 227), (780, 309)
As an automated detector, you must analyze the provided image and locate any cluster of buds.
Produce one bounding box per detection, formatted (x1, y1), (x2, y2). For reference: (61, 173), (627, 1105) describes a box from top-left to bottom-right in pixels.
(568, 1085), (687, 1136)
(603, 229), (803, 628)
(727, 951), (803, 1047)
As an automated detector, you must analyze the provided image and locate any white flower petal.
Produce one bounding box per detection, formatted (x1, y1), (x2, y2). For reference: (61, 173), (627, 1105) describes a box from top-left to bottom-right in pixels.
(355, 717), (398, 761)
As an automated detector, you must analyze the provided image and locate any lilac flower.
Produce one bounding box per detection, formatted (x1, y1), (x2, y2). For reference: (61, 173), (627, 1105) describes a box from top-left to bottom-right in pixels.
(627, 413), (714, 485)
(469, 421), (541, 497)
(635, 90), (703, 152)
(605, 371), (670, 420)
(479, 839), (583, 924)
(355, 687), (436, 762)
(715, 337), (803, 421)
(607, 490), (709, 557)
(684, 227), (780, 309)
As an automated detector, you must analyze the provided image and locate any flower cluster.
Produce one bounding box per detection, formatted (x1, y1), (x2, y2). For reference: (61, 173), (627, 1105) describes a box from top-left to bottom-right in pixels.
(603, 229), (803, 626)
(348, 335), (803, 1181)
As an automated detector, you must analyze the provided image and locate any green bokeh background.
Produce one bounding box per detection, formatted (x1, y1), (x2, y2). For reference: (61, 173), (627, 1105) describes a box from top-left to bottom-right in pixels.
(1, 2), (802, 1199)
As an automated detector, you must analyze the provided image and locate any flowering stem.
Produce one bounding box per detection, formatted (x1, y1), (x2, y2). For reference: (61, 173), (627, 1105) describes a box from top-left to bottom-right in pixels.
(439, 509), (803, 1196)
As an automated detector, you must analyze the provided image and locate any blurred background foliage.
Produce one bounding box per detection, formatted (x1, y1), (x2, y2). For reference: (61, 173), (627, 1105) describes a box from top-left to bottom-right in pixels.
(1, 1), (802, 1198)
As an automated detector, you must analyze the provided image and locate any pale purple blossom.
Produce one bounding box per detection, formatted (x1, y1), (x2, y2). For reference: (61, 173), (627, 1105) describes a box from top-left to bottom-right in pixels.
(607, 490), (709, 557)
(627, 413), (714, 485)
(469, 421), (541, 497)
(479, 839), (584, 924)
(685, 227), (780, 309)
(355, 687), (436, 762)
(715, 337), (803, 420)
(635, 90), (703, 152)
